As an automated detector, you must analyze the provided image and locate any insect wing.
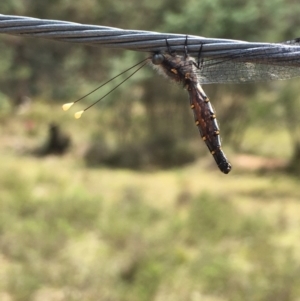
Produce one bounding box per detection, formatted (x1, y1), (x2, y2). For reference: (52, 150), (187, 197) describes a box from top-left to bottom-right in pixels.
(197, 46), (300, 84)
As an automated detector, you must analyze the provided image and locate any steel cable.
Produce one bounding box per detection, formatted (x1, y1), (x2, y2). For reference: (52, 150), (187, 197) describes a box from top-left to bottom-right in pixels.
(1, 13), (300, 62)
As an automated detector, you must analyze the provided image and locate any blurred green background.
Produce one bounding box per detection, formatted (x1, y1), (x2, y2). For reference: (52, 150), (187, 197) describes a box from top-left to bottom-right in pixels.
(1, 1), (300, 301)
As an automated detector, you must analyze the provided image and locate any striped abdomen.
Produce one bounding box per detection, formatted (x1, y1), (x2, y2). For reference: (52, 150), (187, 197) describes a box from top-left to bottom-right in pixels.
(186, 80), (231, 173)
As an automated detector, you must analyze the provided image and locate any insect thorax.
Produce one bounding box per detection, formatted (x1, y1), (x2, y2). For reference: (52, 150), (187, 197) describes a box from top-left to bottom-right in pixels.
(151, 53), (198, 86)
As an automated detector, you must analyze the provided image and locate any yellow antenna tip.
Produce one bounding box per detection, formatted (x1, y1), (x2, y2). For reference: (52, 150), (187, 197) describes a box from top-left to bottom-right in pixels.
(62, 102), (74, 111)
(75, 110), (84, 119)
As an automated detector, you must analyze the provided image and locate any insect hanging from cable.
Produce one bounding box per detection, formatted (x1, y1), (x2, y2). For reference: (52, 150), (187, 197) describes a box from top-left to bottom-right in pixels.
(62, 37), (231, 174)
(150, 37), (231, 174)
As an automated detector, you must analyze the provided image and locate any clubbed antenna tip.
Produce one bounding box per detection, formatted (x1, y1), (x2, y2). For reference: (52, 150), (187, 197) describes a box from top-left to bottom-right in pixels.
(62, 58), (149, 119)
(75, 110), (84, 119)
(62, 102), (74, 111)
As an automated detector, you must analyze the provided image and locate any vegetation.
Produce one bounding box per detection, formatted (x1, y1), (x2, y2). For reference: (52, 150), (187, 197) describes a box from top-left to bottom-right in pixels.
(1, 101), (300, 301)
(1, 1), (300, 300)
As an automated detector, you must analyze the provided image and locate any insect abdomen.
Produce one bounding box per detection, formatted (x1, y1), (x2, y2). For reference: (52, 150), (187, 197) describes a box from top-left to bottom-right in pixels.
(188, 82), (231, 174)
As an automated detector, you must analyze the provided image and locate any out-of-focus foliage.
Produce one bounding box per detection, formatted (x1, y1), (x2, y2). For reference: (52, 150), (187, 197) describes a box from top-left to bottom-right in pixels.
(163, 0), (300, 41)
(1, 129), (300, 301)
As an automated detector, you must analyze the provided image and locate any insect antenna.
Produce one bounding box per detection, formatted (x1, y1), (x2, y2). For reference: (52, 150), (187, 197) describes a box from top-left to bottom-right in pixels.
(62, 57), (149, 118)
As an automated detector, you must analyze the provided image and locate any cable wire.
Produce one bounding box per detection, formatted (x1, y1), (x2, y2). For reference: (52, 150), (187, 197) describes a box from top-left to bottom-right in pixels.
(1, 13), (300, 61)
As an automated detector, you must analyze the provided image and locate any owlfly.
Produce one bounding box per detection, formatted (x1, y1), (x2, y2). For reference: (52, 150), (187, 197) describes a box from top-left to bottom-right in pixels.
(63, 36), (300, 174)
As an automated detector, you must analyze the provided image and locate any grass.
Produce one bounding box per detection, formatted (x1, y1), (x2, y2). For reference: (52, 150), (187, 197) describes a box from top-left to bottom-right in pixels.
(1, 101), (300, 301)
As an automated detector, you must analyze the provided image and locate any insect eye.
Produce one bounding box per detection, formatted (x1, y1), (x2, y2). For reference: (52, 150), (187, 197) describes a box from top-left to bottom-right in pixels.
(151, 53), (165, 65)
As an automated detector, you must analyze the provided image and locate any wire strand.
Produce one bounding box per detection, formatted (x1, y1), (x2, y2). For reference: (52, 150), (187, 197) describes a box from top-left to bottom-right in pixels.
(1, 14), (300, 61)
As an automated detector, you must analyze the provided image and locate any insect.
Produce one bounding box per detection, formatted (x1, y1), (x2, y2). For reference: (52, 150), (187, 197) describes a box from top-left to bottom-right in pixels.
(61, 39), (237, 173)
(150, 43), (231, 174)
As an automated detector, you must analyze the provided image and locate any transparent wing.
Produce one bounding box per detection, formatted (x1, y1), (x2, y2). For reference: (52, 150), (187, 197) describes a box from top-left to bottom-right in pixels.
(196, 45), (300, 84)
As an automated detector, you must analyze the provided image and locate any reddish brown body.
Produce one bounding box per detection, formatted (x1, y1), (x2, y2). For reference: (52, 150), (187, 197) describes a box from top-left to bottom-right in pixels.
(151, 53), (231, 174)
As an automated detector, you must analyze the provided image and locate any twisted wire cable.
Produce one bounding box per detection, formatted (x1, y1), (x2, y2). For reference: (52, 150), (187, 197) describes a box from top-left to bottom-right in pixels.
(1, 13), (300, 62)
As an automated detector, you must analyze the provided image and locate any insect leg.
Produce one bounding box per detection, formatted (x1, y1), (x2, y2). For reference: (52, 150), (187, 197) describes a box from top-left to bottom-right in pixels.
(184, 35), (189, 59)
(192, 43), (204, 69)
(165, 38), (176, 56)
